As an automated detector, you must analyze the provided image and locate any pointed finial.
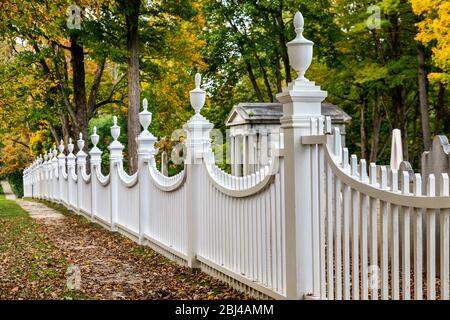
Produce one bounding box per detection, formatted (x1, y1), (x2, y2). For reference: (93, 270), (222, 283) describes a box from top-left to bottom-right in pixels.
(195, 73), (201, 89)
(294, 11), (304, 34)
(79, 132), (83, 140)
(143, 98), (148, 111)
(60, 139), (63, 146)
(113, 116), (117, 126)
(69, 137), (72, 144)
(93, 126), (97, 135)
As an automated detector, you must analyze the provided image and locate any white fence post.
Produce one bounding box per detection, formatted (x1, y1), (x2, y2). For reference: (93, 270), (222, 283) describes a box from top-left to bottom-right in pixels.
(276, 12), (328, 299)
(108, 116), (124, 232)
(58, 140), (66, 204)
(51, 147), (59, 201)
(89, 127), (102, 223)
(185, 73), (212, 268)
(67, 138), (76, 211)
(137, 99), (157, 244)
(76, 134), (87, 215)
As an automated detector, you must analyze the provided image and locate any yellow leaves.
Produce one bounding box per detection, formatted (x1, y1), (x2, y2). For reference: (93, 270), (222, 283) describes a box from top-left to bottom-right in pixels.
(411, 0), (450, 76)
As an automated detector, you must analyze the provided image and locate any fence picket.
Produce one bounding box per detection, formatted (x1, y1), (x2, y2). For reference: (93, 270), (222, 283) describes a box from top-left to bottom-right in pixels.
(426, 174), (436, 300)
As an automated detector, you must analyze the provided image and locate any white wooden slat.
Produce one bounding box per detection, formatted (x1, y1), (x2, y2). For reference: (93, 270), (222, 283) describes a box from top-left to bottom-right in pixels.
(401, 171), (411, 300)
(343, 181), (351, 300)
(360, 159), (368, 300)
(414, 174), (423, 300)
(380, 166), (389, 300)
(327, 164), (334, 300)
(319, 122), (327, 299)
(350, 155), (359, 300)
(369, 163), (378, 300)
(390, 169), (400, 300)
(311, 118), (320, 297)
(426, 174), (436, 300)
(440, 173), (450, 300)
(334, 176), (342, 300)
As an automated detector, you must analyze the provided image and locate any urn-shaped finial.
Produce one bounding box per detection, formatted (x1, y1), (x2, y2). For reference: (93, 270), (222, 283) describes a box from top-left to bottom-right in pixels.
(189, 73), (206, 114)
(44, 153), (48, 161)
(58, 139), (65, 154)
(139, 98), (152, 132)
(48, 149), (53, 160)
(53, 146), (58, 158)
(91, 126), (99, 147)
(68, 137), (74, 154)
(111, 116), (120, 141)
(77, 132), (85, 151)
(287, 12), (314, 82)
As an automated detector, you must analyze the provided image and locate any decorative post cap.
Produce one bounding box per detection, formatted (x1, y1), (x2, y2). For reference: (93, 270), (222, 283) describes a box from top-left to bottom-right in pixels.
(77, 133), (85, 151)
(67, 137), (74, 154)
(108, 115), (124, 160)
(52, 146), (58, 159)
(111, 116), (120, 141)
(91, 126), (99, 147)
(44, 153), (48, 161)
(287, 12), (314, 82)
(189, 73), (206, 114)
(139, 98), (153, 133)
(48, 149), (53, 160)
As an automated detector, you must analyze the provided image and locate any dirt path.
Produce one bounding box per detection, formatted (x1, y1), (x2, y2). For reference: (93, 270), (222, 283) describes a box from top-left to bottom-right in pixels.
(1, 181), (16, 200)
(12, 199), (244, 300)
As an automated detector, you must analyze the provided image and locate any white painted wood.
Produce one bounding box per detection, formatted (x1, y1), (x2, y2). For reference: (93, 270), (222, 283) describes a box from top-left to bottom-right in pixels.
(401, 171), (411, 300)
(380, 166), (389, 300)
(414, 174), (423, 300)
(360, 159), (368, 300)
(390, 169), (400, 300)
(369, 163), (378, 300)
(440, 174), (450, 300)
(426, 174), (436, 300)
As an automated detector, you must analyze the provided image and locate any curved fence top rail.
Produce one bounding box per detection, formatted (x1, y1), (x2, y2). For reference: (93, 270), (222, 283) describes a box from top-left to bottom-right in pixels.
(325, 125), (450, 209)
(116, 164), (138, 188)
(93, 165), (110, 186)
(148, 163), (186, 192)
(203, 150), (280, 198)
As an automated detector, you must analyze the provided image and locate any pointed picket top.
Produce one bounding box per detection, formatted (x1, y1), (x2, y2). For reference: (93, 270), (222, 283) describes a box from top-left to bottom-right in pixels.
(48, 148), (53, 160)
(52, 146), (58, 159)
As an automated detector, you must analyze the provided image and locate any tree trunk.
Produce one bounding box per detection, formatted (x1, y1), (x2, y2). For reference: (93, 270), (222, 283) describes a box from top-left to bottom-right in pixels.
(370, 95), (381, 163)
(360, 94), (368, 161)
(392, 86), (408, 160)
(70, 34), (88, 144)
(121, 0), (141, 174)
(417, 45), (431, 151)
(273, 50), (283, 93)
(436, 82), (447, 135)
(244, 60), (264, 102)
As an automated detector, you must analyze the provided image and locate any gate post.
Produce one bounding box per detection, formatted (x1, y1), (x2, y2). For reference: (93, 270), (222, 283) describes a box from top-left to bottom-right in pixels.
(137, 98), (157, 245)
(108, 116), (124, 231)
(185, 73), (213, 268)
(276, 12), (327, 299)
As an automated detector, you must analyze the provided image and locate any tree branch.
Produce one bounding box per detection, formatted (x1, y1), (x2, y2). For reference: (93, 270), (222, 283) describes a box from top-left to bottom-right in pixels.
(87, 56), (107, 116)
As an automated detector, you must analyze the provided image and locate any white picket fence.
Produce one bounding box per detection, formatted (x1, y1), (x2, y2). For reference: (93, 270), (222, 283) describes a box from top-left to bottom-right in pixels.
(22, 12), (450, 300)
